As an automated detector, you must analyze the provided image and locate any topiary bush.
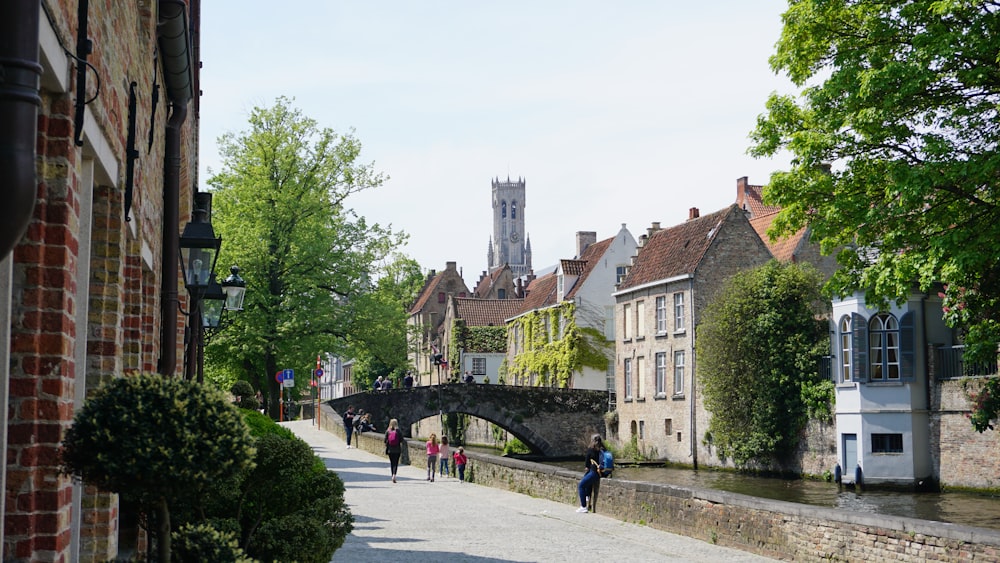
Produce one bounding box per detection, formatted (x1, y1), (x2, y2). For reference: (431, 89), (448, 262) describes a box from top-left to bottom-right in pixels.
(171, 523), (256, 563)
(61, 373), (256, 563)
(230, 380), (260, 411)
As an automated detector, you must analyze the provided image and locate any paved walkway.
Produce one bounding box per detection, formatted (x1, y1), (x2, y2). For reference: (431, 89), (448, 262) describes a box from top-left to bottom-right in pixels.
(285, 420), (776, 563)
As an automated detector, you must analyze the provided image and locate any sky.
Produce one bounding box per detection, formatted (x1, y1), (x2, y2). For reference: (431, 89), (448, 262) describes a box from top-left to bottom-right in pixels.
(199, 2), (797, 287)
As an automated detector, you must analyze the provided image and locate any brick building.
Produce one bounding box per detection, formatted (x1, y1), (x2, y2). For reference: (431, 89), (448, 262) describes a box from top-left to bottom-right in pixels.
(0, 1), (201, 560)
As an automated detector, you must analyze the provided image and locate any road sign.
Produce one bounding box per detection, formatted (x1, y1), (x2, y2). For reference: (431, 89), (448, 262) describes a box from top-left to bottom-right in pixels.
(314, 368), (324, 378)
(275, 371), (282, 384)
(282, 368), (294, 388)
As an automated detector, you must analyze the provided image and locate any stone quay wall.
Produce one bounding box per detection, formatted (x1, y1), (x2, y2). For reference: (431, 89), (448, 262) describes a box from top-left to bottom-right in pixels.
(320, 406), (1000, 562)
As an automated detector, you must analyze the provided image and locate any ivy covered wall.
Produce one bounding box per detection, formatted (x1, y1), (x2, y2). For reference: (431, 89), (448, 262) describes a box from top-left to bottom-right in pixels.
(506, 303), (612, 388)
(449, 321), (508, 379)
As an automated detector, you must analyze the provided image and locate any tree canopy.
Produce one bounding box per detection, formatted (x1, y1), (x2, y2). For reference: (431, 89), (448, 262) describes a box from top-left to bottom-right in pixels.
(750, 0), (1000, 426)
(206, 97), (407, 415)
(697, 261), (831, 467)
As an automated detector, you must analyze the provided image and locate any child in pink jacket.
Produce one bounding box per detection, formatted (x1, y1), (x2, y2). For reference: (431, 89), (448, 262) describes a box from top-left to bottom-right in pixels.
(426, 434), (440, 482)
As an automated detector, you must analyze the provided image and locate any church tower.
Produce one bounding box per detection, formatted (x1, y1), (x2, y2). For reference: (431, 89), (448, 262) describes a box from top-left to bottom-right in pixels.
(488, 176), (532, 277)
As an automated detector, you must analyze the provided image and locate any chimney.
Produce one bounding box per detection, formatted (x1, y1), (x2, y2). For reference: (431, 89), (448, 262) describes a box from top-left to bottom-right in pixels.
(576, 231), (597, 257)
(646, 221), (661, 239)
(688, 207), (700, 220)
(638, 234), (648, 247)
(446, 261), (457, 271)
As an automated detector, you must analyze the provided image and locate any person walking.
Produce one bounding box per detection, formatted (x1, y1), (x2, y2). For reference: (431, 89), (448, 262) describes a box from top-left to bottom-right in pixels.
(576, 434), (603, 513)
(373, 376), (383, 391)
(438, 435), (451, 478)
(385, 419), (405, 483)
(342, 406), (356, 449)
(453, 447), (468, 482)
(426, 433), (440, 482)
(403, 371), (414, 388)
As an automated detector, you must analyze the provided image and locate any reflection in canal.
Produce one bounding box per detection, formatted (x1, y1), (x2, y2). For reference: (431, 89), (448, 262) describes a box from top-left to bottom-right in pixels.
(544, 461), (1000, 531)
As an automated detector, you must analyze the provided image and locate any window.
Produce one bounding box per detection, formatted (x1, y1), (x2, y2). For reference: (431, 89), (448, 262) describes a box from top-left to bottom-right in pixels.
(623, 358), (633, 399)
(472, 357), (486, 375)
(664, 418), (673, 436)
(673, 350), (685, 395)
(498, 288), (506, 299)
(639, 420), (646, 439)
(840, 316), (852, 382)
(512, 200), (517, 219)
(871, 433), (903, 453)
(623, 304), (633, 340)
(501, 201), (506, 218)
(438, 292), (446, 303)
(655, 352), (667, 395)
(616, 265), (627, 284)
(636, 356), (645, 399)
(656, 296), (667, 333)
(674, 292), (685, 331)
(636, 300), (646, 338)
(869, 313), (900, 380)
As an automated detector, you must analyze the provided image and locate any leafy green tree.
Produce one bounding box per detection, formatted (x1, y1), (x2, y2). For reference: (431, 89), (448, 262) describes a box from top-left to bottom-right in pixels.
(206, 97), (405, 417)
(749, 1), (1000, 427)
(697, 261), (831, 467)
(347, 253), (424, 389)
(60, 374), (256, 563)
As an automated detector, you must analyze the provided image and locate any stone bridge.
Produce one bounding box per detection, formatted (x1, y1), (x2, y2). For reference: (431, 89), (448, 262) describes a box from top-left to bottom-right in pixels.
(326, 384), (607, 457)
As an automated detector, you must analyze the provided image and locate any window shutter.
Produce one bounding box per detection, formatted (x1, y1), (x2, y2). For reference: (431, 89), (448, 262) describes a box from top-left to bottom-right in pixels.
(900, 311), (915, 380)
(852, 313), (868, 382)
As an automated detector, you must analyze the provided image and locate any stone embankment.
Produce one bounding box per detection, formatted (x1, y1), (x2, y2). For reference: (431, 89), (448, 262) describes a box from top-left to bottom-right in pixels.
(320, 407), (1000, 561)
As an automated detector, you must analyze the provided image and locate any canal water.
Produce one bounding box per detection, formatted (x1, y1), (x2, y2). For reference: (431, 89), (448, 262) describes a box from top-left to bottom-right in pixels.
(542, 460), (1000, 531)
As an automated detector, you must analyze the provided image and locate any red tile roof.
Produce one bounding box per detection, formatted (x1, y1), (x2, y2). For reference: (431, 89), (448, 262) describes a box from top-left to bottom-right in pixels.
(618, 205), (740, 290)
(738, 182), (781, 218)
(749, 211), (807, 263)
(564, 236), (613, 300)
(474, 266), (506, 297)
(560, 259), (586, 276)
(455, 298), (524, 326)
(409, 272), (443, 314)
(518, 272), (558, 314)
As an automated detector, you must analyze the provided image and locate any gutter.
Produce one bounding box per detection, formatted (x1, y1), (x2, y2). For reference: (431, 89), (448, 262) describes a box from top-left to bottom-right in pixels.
(156, 0), (193, 375)
(0, 0), (42, 260)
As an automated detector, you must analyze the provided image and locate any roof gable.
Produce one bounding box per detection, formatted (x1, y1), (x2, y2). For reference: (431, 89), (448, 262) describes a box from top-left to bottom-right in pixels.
(455, 298), (524, 326)
(564, 236), (613, 300)
(518, 273), (558, 314)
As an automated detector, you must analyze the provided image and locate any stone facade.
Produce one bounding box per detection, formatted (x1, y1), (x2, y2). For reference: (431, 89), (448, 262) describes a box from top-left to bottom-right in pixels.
(930, 376), (1000, 490)
(2, 2), (200, 560)
(407, 262), (471, 386)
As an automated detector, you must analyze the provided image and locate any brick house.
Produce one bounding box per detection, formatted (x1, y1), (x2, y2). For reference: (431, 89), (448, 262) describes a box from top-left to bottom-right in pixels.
(442, 297), (523, 383)
(613, 205), (772, 468)
(0, 1), (201, 560)
(506, 226), (637, 391)
(407, 261), (470, 385)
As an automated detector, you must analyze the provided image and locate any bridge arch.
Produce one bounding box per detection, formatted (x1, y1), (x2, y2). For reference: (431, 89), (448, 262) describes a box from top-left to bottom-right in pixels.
(327, 384), (606, 457)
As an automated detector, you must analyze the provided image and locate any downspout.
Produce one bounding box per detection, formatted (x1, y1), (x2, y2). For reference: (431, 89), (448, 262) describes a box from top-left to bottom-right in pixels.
(156, 0), (193, 376)
(0, 0), (41, 260)
(689, 278), (697, 470)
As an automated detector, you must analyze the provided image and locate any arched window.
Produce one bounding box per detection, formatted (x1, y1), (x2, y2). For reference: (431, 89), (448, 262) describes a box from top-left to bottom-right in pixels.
(839, 316), (852, 382)
(501, 201), (506, 218)
(869, 313), (900, 380)
(512, 200), (517, 219)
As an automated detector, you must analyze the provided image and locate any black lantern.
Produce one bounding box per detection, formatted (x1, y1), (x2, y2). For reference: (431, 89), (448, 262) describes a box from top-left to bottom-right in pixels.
(221, 265), (246, 311)
(178, 194), (221, 294)
(202, 274), (227, 329)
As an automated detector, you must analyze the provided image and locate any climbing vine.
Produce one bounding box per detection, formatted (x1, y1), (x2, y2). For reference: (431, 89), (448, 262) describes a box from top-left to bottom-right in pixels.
(449, 320), (508, 379)
(506, 303), (612, 388)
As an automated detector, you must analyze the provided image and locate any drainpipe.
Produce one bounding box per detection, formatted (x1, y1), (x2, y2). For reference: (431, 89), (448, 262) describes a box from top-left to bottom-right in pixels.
(0, 1), (41, 261)
(156, 0), (193, 376)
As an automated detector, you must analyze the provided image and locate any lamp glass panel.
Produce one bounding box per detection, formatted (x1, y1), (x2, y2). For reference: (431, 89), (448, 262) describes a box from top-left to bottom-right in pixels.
(203, 299), (225, 328)
(181, 246), (217, 289)
(224, 286), (246, 311)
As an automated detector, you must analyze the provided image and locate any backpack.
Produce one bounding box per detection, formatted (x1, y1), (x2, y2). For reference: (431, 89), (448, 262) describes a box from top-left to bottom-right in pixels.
(600, 450), (614, 477)
(387, 429), (401, 448)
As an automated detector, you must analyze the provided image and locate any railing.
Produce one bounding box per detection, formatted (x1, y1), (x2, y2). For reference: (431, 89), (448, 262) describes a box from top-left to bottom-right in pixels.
(935, 345), (998, 379)
(819, 355), (832, 382)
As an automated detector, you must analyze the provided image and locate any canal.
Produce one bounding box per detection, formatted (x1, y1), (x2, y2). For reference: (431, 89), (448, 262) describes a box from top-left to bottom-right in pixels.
(537, 458), (1000, 531)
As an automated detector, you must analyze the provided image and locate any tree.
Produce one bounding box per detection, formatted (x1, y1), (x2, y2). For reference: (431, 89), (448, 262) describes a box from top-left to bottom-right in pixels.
(750, 0), (1000, 429)
(346, 253), (424, 389)
(697, 261), (831, 467)
(206, 97), (406, 417)
(60, 374), (256, 562)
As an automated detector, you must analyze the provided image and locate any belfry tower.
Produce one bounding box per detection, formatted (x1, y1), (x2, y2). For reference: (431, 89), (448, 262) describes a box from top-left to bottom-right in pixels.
(487, 176), (532, 276)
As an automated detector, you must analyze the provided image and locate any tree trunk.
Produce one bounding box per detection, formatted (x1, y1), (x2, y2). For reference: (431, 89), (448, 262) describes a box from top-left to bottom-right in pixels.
(157, 496), (171, 563)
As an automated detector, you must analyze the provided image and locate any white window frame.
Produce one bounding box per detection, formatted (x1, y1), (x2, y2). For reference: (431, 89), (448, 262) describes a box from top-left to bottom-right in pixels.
(623, 304), (633, 340)
(624, 358), (633, 399)
(636, 300), (646, 339)
(840, 315), (852, 383)
(673, 292), (685, 332)
(655, 351), (666, 396)
(673, 350), (685, 396)
(655, 296), (667, 334)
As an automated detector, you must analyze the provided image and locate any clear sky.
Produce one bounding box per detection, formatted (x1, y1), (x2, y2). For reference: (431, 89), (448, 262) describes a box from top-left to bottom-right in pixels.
(199, 1), (796, 287)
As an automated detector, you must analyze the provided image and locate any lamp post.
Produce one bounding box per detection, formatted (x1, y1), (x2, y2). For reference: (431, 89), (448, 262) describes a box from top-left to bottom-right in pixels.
(179, 192), (221, 381)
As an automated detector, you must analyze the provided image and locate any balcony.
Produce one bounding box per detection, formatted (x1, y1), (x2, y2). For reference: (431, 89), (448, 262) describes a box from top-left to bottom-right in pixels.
(935, 345), (998, 379)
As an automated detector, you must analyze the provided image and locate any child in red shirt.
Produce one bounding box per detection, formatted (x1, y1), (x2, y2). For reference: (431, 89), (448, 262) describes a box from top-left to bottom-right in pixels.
(453, 447), (468, 482)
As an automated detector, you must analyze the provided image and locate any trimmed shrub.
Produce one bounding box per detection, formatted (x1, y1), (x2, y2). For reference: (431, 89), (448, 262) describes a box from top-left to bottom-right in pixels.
(171, 523), (256, 563)
(230, 380), (260, 411)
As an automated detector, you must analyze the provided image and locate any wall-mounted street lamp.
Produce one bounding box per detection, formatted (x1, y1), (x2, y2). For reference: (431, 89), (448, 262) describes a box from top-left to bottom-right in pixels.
(221, 265), (246, 312)
(179, 192), (222, 381)
(202, 274), (226, 329)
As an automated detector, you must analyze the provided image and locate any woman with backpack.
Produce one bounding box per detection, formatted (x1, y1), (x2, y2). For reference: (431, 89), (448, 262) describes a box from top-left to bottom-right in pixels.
(576, 434), (604, 513)
(385, 418), (405, 483)
(426, 433), (440, 482)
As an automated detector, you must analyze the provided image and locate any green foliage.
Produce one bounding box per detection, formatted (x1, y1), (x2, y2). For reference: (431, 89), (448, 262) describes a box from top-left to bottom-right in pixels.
(507, 303), (612, 387)
(502, 436), (531, 455)
(205, 96), (405, 416)
(171, 523), (255, 563)
(964, 378), (1000, 433)
(240, 410), (296, 440)
(60, 373), (256, 562)
(697, 261), (831, 467)
(749, 1), (1000, 428)
(230, 380), (260, 411)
